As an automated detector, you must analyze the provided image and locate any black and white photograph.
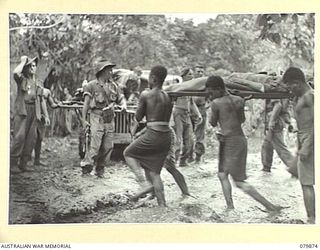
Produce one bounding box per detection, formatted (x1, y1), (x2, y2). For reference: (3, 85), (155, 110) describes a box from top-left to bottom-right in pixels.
(8, 12), (315, 226)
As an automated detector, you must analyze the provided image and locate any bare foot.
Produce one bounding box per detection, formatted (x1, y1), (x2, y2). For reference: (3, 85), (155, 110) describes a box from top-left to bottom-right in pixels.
(226, 205), (235, 210)
(182, 193), (197, 199)
(255, 205), (288, 213)
(145, 194), (156, 200)
(124, 193), (139, 202)
(267, 205), (288, 213)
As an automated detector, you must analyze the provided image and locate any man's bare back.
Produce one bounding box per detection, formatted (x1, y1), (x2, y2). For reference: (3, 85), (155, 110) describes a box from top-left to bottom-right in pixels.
(210, 94), (245, 137)
(136, 88), (173, 131)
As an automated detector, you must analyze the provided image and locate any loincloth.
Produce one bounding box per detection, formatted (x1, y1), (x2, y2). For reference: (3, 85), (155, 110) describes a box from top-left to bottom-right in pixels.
(218, 134), (247, 181)
(125, 127), (171, 174)
(297, 127), (314, 185)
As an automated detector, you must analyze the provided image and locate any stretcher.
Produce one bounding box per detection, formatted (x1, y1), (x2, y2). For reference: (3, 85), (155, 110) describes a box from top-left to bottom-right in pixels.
(164, 73), (293, 100)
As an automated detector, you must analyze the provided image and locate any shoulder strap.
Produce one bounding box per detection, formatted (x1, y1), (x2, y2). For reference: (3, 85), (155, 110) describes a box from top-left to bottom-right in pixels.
(101, 82), (111, 106)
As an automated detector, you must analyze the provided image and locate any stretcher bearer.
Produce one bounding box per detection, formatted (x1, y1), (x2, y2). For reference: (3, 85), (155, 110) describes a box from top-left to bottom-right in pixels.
(10, 56), (50, 172)
(81, 60), (126, 178)
(282, 67), (315, 224)
(124, 65), (173, 207)
(206, 75), (283, 212)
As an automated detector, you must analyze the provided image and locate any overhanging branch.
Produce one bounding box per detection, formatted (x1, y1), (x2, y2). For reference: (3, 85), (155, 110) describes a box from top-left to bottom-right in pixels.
(9, 16), (65, 32)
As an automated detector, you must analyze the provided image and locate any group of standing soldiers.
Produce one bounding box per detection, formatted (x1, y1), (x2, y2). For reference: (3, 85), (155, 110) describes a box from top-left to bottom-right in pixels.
(10, 55), (314, 224)
(10, 56), (72, 172)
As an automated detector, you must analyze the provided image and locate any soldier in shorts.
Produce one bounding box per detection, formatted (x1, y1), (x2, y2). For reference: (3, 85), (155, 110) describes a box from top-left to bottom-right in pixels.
(81, 60), (126, 178)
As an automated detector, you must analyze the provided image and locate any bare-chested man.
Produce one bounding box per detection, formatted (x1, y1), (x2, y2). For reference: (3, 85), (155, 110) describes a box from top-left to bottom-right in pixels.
(206, 75), (283, 211)
(124, 65), (173, 206)
(282, 67), (315, 224)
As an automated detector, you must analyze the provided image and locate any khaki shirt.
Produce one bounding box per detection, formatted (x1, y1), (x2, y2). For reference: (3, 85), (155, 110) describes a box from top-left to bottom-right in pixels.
(83, 79), (125, 110)
(13, 73), (43, 120)
(174, 96), (190, 111)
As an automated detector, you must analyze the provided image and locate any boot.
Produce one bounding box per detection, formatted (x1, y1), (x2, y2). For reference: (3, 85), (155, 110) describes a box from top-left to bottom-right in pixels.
(195, 154), (201, 163)
(34, 158), (47, 166)
(81, 164), (93, 175)
(18, 157), (31, 172)
(187, 156), (195, 163)
(10, 157), (20, 173)
(179, 159), (189, 167)
(95, 166), (105, 178)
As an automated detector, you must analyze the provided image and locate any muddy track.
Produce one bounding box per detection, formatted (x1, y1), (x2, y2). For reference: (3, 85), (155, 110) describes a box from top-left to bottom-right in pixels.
(9, 135), (307, 224)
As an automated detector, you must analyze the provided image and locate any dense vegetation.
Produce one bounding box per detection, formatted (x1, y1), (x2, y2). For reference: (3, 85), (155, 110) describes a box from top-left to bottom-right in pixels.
(9, 13), (314, 135)
(10, 13), (314, 90)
